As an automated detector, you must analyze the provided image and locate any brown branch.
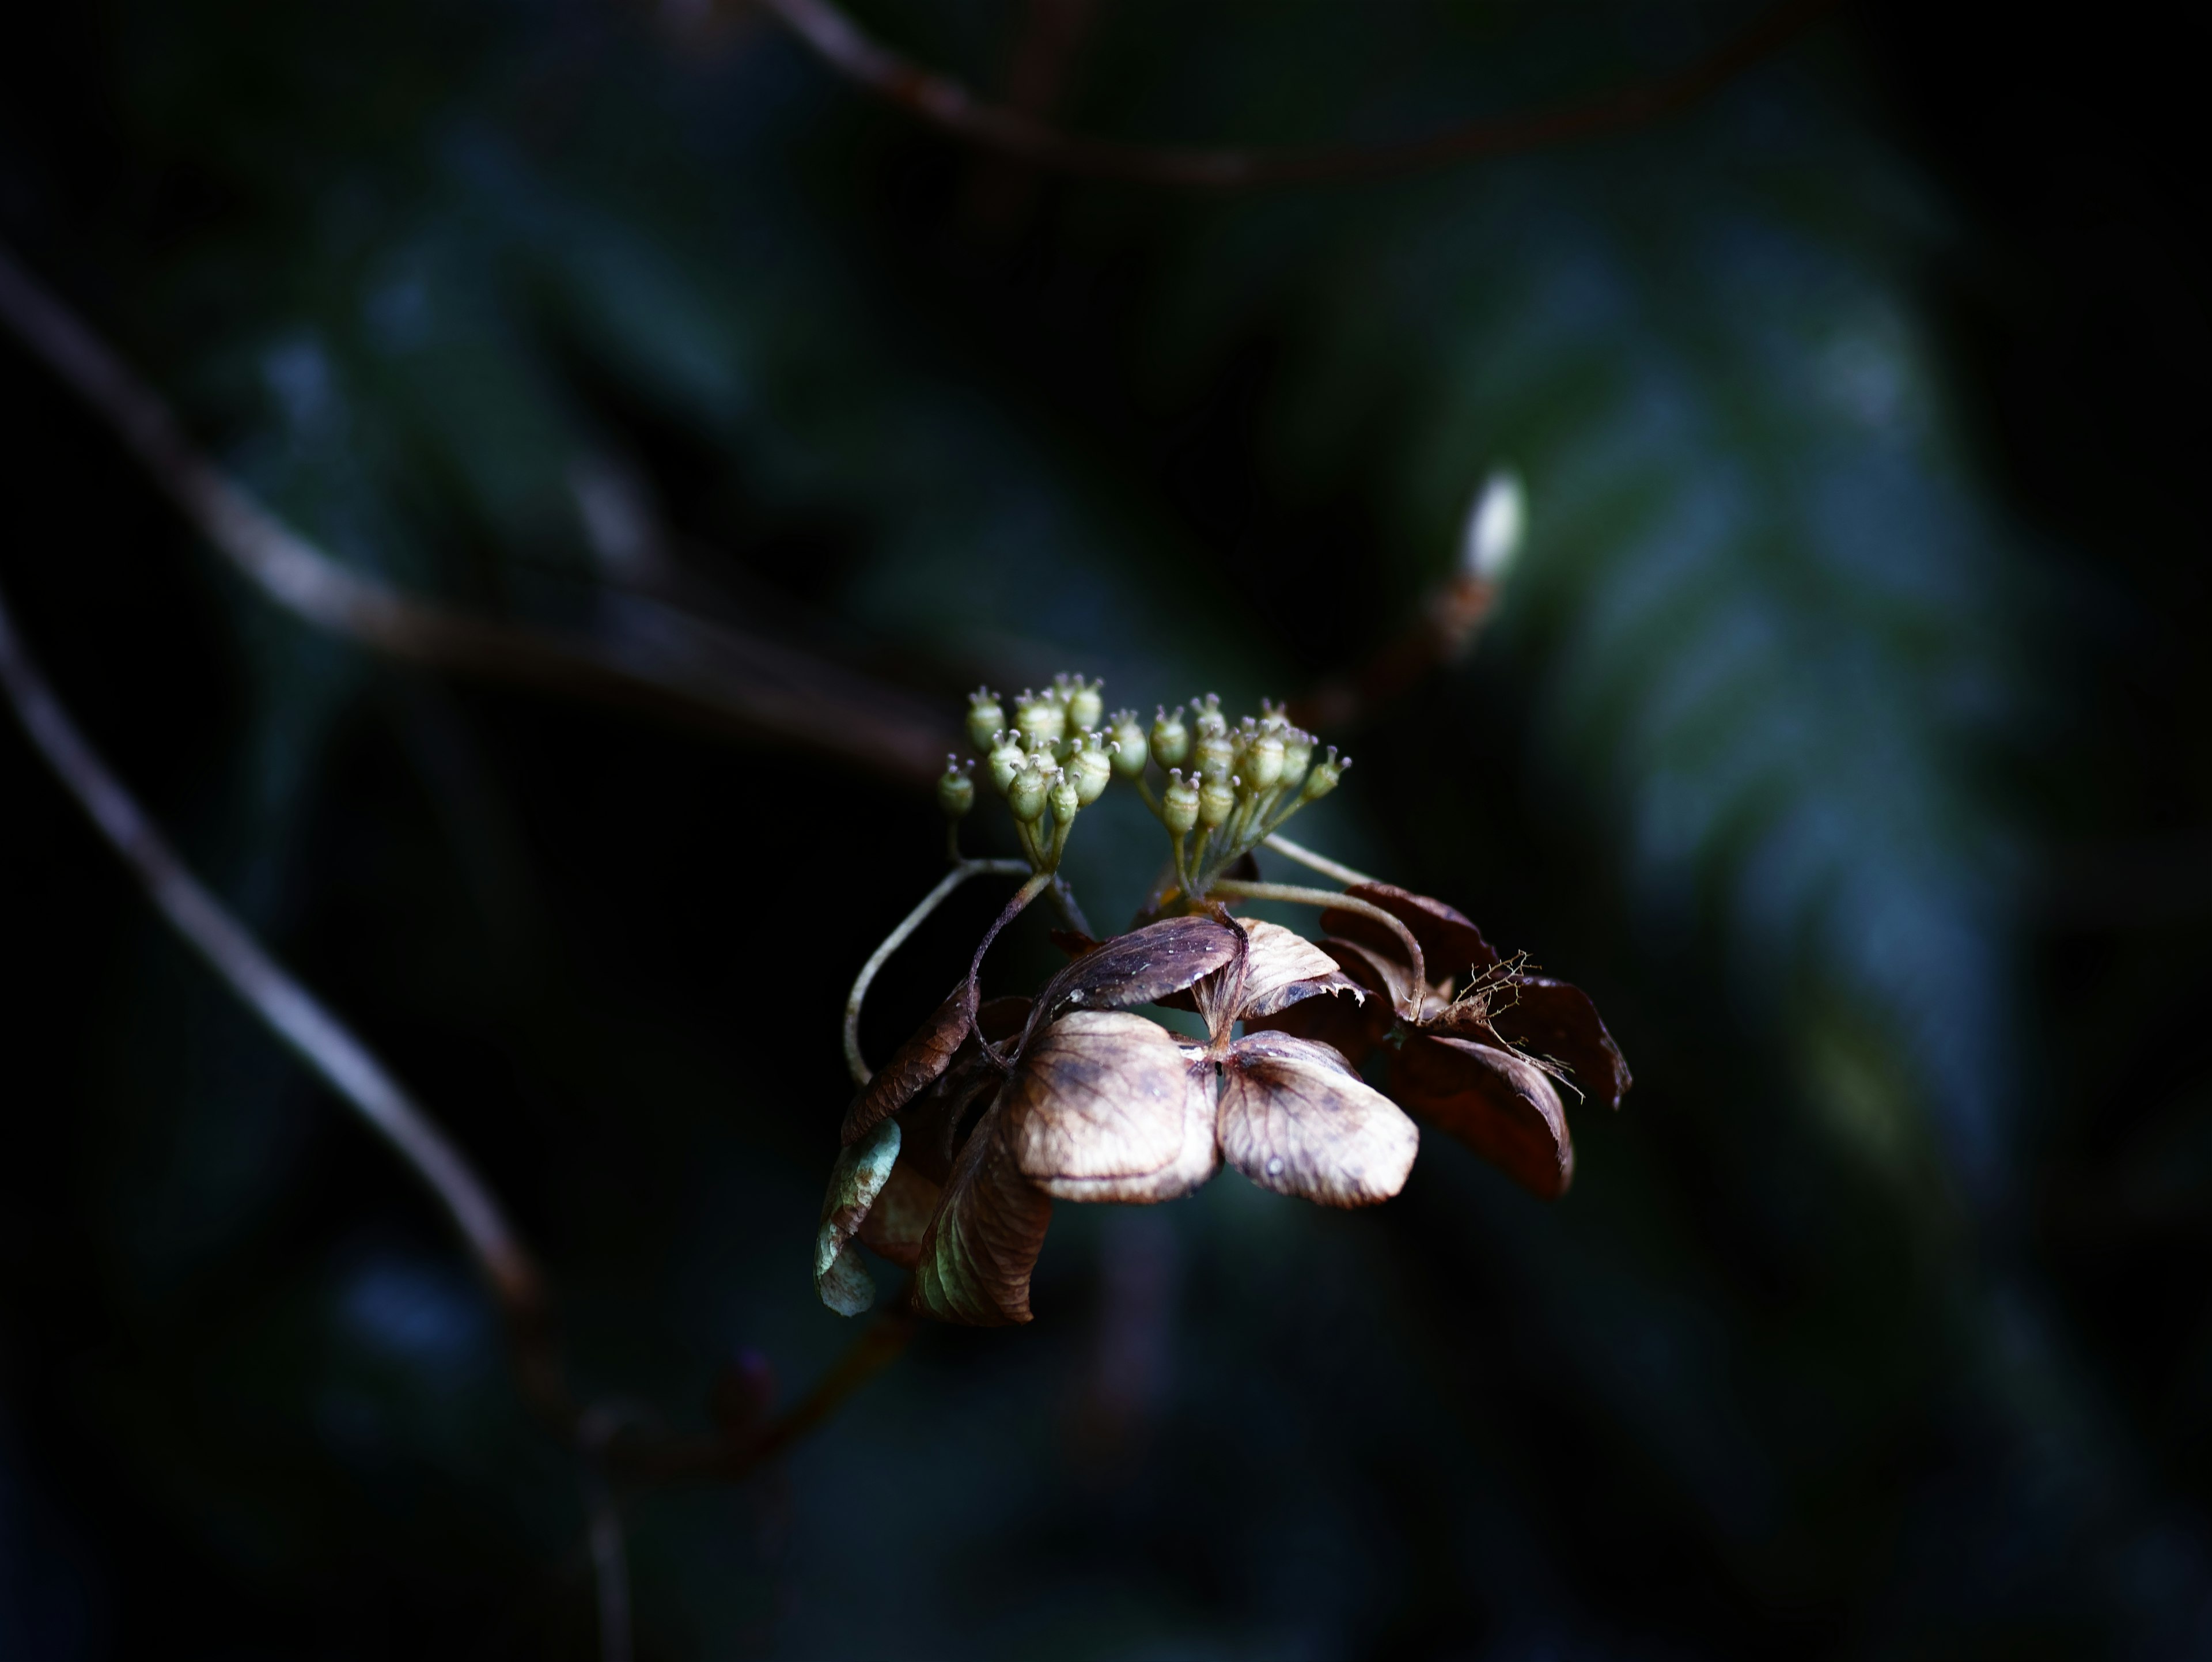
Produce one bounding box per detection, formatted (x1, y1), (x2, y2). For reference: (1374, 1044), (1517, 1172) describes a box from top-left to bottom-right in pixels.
(755, 0), (1842, 188)
(0, 243), (950, 785)
(0, 570), (914, 1494)
(0, 574), (555, 1342)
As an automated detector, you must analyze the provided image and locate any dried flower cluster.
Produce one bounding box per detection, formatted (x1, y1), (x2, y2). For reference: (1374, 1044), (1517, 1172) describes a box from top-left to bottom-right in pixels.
(819, 679), (1630, 1326)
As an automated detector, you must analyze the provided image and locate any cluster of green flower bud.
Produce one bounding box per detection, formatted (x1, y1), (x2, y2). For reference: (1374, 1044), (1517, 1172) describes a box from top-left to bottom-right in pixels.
(948, 678), (1121, 872)
(1135, 695), (1344, 894)
(942, 677), (1346, 885)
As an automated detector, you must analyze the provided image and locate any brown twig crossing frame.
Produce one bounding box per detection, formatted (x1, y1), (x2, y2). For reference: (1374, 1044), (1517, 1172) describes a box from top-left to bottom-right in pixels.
(755, 0), (1843, 189)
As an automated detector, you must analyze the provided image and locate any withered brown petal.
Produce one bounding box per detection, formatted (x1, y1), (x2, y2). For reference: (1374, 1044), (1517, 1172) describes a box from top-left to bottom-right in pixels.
(1459, 976), (1633, 1110)
(1389, 1033), (1574, 1199)
(1218, 1031), (1419, 1207)
(857, 1158), (941, 1270)
(814, 1118), (902, 1315)
(1027, 914), (1240, 1034)
(1323, 883), (1499, 983)
(896, 1064), (997, 1187)
(911, 1088), (1054, 1326)
(1007, 1012), (1197, 1186)
(1036, 1054), (1221, 1204)
(1244, 974), (1392, 1068)
(840, 979), (978, 1147)
(1215, 919), (1346, 1024)
(1316, 933), (1421, 1017)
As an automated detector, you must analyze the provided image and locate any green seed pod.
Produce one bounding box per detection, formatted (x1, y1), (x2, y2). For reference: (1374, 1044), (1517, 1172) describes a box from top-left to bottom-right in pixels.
(1279, 730), (1313, 794)
(987, 732), (1026, 796)
(1162, 770), (1200, 835)
(1070, 739), (1113, 805)
(1015, 692), (1066, 750)
(937, 758), (975, 819)
(1108, 710), (1148, 779)
(1192, 729), (1236, 781)
(965, 688), (1005, 754)
(1191, 694), (1226, 739)
(1065, 677), (1104, 732)
(1301, 747), (1347, 802)
(1048, 770), (1081, 828)
(1009, 763), (1050, 824)
(1199, 774), (1237, 829)
(1244, 730), (1285, 790)
(1150, 707), (1191, 770)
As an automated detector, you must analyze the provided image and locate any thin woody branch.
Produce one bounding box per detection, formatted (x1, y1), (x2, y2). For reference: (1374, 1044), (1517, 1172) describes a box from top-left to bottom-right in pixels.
(0, 577), (554, 1345)
(756, 0), (1841, 189)
(0, 243), (951, 786)
(0, 570), (911, 1487)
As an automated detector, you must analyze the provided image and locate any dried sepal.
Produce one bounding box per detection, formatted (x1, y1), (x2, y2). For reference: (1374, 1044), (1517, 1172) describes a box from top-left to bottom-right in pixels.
(1007, 1012), (1197, 1187)
(1026, 913), (1240, 1033)
(1218, 1031), (1419, 1207)
(911, 1089), (1055, 1326)
(857, 1158), (942, 1269)
(1312, 933), (1421, 1017)
(1192, 919), (1347, 1034)
(1244, 970), (1393, 1068)
(1007, 1012), (1220, 1201)
(1389, 1032), (1573, 1199)
(1036, 1059), (1218, 1203)
(1322, 883), (1499, 985)
(814, 1117), (903, 1315)
(841, 978), (979, 1146)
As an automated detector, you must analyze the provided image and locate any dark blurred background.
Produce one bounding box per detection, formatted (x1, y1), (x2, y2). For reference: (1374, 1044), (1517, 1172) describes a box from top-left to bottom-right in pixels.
(2, 1), (2207, 1656)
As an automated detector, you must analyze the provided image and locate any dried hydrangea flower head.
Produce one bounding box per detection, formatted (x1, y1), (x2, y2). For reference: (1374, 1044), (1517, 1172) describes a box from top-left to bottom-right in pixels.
(819, 676), (1632, 1324)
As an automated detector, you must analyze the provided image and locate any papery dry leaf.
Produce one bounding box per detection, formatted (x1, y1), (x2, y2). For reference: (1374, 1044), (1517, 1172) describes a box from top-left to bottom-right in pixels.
(841, 978), (979, 1146)
(1007, 1012), (1195, 1184)
(1323, 883), (1499, 985)
(1471, 976), (1634, 1110)
(1027, 914), (1240, 1033)
(1218, 1031), (1419, 1206)
(1389, 1032), (1573, 1199)
(858, 1157), (941, 1269)
(911, 1086), (1054, 1326)
(815, 1118), (902, 1314)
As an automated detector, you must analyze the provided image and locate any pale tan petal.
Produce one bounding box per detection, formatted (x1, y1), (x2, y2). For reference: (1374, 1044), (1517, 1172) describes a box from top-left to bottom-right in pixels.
(1192, 918), (1350, 1034)
(1037, 1052), (1221, 1203)
(911, 1086), (1054, 1326)
(1007, 1011), (1195, 1184)
(1232, 920), (1345, 1015)
(1219, 1031), (1419, 1207)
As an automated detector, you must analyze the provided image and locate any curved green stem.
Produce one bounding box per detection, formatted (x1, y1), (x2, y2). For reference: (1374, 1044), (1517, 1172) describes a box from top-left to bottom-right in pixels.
(1205, 877), (1426, 1018)
(1262, 832), (1376, 888)
(843, 858), (1030, 1087)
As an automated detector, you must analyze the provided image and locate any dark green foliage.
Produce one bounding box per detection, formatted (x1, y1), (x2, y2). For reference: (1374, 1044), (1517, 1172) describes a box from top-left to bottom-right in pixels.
(2, 1), (2207, 1656)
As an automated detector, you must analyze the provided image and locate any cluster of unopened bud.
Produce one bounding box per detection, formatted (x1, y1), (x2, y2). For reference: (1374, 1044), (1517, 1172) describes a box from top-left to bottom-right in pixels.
(1140, 695), (1346, 889)
(950, 677), (1123, 869)
(944, 677), (1348, 882)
